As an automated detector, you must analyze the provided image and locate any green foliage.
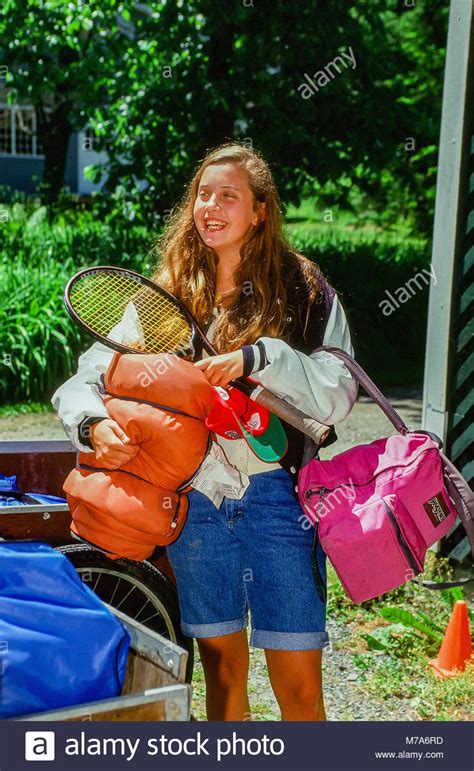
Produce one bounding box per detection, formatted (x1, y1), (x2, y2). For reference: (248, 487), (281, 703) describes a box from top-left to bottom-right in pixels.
(360, 606), (444, 659)
(356, 653), (474, 720)
(379, 607), (444, 642)
(0, 204), (429, 402)
(0, 206), (152, 402)
(362, 623), (430, 659)
(0, 256), (83, 401)
(0, 402), (54, 417)
(0, 0), (148, 202)
(327, 555), (473, 721)
(291, 226), (430, 385)
(0, 1), (448, 231)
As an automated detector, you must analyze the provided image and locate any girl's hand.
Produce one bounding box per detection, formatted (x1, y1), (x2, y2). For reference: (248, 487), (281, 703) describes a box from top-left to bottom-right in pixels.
(90, 418), (139, 469)
(194, 351), (244, 387)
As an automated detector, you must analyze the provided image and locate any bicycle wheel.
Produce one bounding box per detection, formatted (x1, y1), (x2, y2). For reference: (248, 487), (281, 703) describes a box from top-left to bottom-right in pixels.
(58, 543), (194, 682)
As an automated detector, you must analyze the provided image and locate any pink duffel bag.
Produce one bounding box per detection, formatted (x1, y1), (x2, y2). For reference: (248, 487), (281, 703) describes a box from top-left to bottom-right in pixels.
(299, 347), (474, 603)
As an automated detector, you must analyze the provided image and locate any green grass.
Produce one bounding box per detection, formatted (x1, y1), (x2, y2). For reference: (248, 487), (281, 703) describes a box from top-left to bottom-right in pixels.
(326, 555), (473, 721)
(0, 402), (54, 418)
(285, 196), (423, 242)
(0, 204), (153, 402)
(354, 654), (473, 721)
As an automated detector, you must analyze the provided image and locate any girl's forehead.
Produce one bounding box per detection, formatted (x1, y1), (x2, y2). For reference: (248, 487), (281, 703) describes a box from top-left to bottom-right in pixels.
(199, 163), (249, 189)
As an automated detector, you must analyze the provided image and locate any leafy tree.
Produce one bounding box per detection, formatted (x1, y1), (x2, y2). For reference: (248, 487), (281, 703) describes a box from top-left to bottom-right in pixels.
(88, 0), (448, 233)
(0, 0), (448, 233)
(0, 0), (146, 203)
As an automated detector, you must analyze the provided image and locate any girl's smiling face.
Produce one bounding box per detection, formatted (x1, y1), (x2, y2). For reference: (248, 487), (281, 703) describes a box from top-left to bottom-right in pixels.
(193, 163), (264, 258)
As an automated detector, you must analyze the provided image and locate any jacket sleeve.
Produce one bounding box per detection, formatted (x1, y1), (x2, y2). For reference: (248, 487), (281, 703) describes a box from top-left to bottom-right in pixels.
(51, 341), (115, 452)
(51, 305), (145, 451)
(246, 294), (358, 425)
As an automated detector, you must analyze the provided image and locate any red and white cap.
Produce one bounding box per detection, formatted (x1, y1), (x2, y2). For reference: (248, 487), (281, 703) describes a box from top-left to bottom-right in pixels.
(205, 386), (288, 462)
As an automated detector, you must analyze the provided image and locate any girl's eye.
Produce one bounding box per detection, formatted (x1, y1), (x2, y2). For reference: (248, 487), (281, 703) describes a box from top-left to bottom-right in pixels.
(224, 193), (236, 199)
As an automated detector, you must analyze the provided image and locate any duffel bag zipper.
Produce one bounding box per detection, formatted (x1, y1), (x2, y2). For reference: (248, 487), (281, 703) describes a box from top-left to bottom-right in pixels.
(170, 496), (184, 530)
(317, 488), (326, 520)
(303, 487), (327, 520)
(304, 445), (438, 501)
(383, 500), (421, 575)
(305, 481), (356, 500)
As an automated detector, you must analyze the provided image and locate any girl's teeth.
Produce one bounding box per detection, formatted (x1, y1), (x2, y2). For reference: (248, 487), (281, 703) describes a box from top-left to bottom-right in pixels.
(206, 220), (226, 231)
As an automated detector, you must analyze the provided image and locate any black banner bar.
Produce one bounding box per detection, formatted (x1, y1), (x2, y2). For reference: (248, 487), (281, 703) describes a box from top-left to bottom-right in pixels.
(1, 720), (472, 771)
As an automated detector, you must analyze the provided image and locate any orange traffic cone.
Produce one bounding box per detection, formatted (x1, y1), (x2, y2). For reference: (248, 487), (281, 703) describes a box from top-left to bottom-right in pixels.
(429, 600), (473, 678)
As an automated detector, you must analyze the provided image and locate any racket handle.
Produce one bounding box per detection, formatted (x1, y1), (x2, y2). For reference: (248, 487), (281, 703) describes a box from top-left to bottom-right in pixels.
(252, 386), (331, 446)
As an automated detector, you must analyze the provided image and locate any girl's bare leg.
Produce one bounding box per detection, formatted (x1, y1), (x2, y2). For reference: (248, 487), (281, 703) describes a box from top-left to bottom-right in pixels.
(197, 630), (251, 721)
(264, 648), (326, 721)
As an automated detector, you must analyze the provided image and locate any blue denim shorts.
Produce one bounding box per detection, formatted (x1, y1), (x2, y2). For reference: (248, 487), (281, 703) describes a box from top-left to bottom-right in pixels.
(166, 467), (328, 650)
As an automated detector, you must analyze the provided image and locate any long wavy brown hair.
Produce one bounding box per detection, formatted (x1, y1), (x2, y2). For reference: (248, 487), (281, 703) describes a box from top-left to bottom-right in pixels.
(152, 143), (322, 353)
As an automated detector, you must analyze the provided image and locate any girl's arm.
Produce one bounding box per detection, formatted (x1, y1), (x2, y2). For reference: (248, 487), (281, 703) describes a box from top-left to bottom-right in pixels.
(51, 308), (145, 451)
(51, 341), (115, 451)
(242, 295), (358, 425)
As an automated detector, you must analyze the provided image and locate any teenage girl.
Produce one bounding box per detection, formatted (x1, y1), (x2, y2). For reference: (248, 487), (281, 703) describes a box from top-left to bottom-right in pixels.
(52, 144), (357, 722)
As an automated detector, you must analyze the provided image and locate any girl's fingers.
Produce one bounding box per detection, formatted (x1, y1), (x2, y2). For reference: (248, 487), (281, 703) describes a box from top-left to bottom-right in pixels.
(112, 425), (131, 444)
(195, 362), (226, 380)
(193, 353), (240, 385)
(216, 373), (232, 387)
(213, 372), (232, 387)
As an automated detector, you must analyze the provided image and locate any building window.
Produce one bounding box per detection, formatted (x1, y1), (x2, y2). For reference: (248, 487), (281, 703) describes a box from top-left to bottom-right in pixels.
(0, 108), (11, 154)
(0, 105), (44, 157)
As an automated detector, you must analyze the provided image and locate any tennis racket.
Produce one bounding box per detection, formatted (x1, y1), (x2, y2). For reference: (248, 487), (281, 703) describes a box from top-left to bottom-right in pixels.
(64, 266), (331, 445)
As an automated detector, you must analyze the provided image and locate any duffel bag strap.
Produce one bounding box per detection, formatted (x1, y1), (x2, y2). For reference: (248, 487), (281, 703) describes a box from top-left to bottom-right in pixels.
(440, 452), (474, 554)
(421, 577), (474, 590)
(311, 523), (327, 604)
(313, 346), (409, 435)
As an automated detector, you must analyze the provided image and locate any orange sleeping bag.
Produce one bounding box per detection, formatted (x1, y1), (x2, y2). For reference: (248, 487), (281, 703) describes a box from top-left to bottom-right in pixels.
(64, 352), (215, 561)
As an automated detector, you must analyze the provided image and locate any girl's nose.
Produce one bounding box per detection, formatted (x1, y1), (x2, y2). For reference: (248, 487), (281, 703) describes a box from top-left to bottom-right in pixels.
(206, 193), (221, 209)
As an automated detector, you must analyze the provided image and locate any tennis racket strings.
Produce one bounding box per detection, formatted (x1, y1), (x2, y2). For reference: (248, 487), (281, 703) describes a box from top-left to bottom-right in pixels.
(68, 269), (194, 355)
(66, 266), (332, 446)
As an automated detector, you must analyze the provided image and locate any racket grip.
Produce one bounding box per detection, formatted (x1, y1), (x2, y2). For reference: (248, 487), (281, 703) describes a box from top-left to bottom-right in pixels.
(253, 386), (331, 446)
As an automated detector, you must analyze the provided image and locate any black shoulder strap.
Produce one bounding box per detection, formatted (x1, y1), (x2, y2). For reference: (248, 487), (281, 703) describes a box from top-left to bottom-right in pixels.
(421, 578), (474, 590)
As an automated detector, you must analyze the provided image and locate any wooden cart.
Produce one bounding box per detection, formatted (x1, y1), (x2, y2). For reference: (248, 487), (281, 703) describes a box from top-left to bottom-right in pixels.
(0, 440), (194, 676)
(17, 608), (191, 721)
(0, 440), (194, 720)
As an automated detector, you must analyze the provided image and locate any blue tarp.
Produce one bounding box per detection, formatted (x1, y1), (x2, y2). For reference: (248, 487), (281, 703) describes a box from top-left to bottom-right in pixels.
(0, 473), (67, 506)
(0, 541), (130, 718)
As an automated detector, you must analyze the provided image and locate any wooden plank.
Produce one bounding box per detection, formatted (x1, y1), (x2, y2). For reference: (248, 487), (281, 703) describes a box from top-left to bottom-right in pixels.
(0, 440), (75, 454)
(0, 509), (73, 544)
(0, 446), (76, 497)
(17, 685), (191, 722)
(110, 606), (188, 686)
(0, 503), (69, 515)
